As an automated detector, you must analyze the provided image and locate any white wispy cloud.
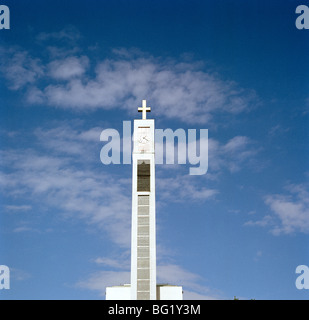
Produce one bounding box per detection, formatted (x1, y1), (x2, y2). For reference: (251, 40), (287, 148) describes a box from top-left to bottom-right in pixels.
(0, 143), (132, 246)
(36, 25), (82, 43)
(208, 135), (260, 173)
(76, 270), (131, 294)
(35, 54), (257, 123)
(0, 47), (44, 90)
(265, 184), (309, 235)
(0, 122), (218, 246)
(0, 118), (261, 250)
(157, 174), (218, 202)
(47, 56), (89, 80)
(0, 39), (258, 124)
(76, 260), (222, 299)
(245, 183), (309, 235)
(34, 124), (102, 157)
(13, 226), (40, 233)
(94, 257), (130, 270)
(5, 204), (32, 211)
(9, 268), (32, 281)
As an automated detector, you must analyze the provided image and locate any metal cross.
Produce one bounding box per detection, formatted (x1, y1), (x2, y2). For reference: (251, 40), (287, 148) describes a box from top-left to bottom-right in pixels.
(138, 100), (151, 120)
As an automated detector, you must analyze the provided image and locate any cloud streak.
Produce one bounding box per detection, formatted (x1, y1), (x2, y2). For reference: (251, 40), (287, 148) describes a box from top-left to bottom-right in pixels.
(208, 135), (260, 173)
(36, 54), (257, 123)
(76, 259), (221, 299)
(0, 119), (260, 249)
(245, 183), (309, 235)
(0, 47), (44, 90)
(1, 121), (240, 246)
(0, 140), (132, 247)
(47, 56), (89, 80)
(0, 41), (258, 124)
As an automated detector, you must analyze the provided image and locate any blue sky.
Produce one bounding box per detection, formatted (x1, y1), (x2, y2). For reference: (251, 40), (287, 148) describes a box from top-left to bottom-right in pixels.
(0, 0), (308, 300)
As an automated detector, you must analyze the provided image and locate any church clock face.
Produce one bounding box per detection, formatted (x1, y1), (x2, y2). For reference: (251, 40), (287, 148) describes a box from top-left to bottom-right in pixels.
(138, 127), (151, 152)
(138, 134), (150, 144)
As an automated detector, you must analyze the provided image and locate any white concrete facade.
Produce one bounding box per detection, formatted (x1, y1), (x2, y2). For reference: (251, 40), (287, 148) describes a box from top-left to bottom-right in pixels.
(156, 285), (183, 300)
(131, 119), (156, 300)
(106, 285), (131, 300)
(106, 284), (183, 300)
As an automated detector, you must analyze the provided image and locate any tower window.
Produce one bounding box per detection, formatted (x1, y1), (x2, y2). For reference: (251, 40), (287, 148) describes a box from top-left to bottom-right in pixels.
(137, 160), (150, 191)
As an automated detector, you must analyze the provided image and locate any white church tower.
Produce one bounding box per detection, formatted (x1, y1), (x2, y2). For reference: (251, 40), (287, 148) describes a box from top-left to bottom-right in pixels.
(106, 100), (183, 300)
(131, 100), (156, 300)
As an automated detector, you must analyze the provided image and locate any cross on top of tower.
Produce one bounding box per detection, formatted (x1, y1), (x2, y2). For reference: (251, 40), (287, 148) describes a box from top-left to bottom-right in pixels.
(138, 100), (151, 120)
